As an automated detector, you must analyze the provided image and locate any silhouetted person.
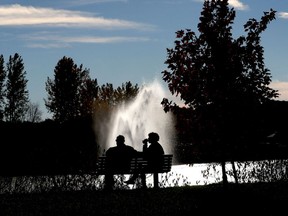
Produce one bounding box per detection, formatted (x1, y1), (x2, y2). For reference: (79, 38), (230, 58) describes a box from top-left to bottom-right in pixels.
(125, 132), (164, 186)
(104, 135), (137, 190)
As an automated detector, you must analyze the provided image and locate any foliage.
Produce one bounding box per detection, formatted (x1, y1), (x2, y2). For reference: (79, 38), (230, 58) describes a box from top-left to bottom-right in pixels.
(93, 81), (139, 144)
(4, 53), (29, 122)
(229, 159), (288, 183)
(97, 81), (139, 106)
(0, 171), (190, 193)
(25, 102), (42, 122)
(45, 56), (98, 122)
(162, 0), (278, 148)
(0, 119), (98, 177)
(161, 0), (278, 185)
(0, 54), (5, 120)
(45, 56), (139, 124)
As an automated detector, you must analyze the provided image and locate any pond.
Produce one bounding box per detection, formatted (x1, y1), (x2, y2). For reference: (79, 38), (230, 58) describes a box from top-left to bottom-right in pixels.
(144, 163), (234, 187)
(1, 159), (287, 193)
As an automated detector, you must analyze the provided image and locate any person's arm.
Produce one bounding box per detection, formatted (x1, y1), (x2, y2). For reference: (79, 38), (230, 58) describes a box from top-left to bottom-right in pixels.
(142, 139), (148, 152)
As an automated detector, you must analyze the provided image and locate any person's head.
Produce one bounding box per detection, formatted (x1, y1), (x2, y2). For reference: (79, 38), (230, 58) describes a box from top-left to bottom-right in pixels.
(116, 135), (125, 146)
(148, 132), (159, 143)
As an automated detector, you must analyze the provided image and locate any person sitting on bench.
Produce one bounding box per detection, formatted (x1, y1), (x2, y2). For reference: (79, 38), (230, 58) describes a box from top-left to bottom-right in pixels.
(105, 135), (137, 190)
(125, 132), (164, 186)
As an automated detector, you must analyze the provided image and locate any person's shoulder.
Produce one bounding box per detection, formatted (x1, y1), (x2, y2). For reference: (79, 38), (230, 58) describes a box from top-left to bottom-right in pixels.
(125, 145), (137, 153)
(157, 142), (164, 152)
(107, 146), (116, 151)
(126, 145), (136, 151)
(106, 146), (117, 155)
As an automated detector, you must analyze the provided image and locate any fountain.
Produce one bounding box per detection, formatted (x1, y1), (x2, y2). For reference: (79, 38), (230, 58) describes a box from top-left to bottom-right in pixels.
(94, 79), (227, 186)
(104, 79), (176, 155)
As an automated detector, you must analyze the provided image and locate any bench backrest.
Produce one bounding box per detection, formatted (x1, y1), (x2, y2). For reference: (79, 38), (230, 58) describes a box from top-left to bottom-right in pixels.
(96, 154), (173, 175)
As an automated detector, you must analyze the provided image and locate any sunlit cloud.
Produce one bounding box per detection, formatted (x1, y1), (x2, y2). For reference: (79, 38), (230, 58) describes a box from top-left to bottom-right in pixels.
(278, 12), (288, 19)
(0, 4), (154, 30)
(229, 0), (248, 10)
(270, 81), (288, 101)
(194, 0), (249, 10)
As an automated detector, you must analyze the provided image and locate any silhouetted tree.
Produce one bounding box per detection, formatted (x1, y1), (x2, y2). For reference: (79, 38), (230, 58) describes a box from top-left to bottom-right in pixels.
(4, 53), (29, 122)
(45, 56), (98, 122)
(98, 83), (115, 106)
(115, 81), (139, 104)
(161, 0), (278, 186)
(93, 81), (139, 144)
(95, 81), (139, 110)
(0, 55), (5, 120)
(79, 78), (99, 118)
(25, 102), (42, 122)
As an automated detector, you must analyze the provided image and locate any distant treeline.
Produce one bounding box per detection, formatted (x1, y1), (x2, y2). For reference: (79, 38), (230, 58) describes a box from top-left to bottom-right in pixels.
(1, 100), (288, 176)
(176, 100), (288, 164)
(0, 117), (98, 176)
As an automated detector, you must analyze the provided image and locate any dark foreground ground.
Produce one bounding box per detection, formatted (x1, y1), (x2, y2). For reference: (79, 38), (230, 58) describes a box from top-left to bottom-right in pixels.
(1, 182), (287, 216)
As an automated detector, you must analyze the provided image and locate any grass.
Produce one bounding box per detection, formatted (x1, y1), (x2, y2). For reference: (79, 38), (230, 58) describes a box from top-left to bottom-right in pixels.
(1, 181), (288, 216)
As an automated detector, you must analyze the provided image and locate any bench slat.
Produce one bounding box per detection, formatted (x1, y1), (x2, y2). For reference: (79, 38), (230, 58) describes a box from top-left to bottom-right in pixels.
(96, 154), (173, 175)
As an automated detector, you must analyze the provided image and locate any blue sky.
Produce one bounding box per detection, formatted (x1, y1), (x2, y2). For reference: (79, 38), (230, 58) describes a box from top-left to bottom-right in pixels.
(0, 0), (287, 119)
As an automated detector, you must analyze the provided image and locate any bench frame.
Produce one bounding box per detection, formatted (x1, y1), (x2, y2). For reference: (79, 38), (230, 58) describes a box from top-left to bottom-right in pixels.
(96, 154), (173, 188)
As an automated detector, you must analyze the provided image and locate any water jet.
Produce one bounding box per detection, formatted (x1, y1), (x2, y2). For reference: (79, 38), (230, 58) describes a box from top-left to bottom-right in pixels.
(104, 80), (176, 156)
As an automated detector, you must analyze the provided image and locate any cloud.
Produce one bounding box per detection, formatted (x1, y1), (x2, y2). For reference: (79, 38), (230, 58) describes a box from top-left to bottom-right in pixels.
(70, 0), (128, 5)
(26, 43), (71, 49)
(228, 0), (248, 10)
(194, 0), (249, 10)
(22, 33), (151, 48)
(278, 12), (288, 19)
(0, 4), (153, 30)
(270, 81), (288, 101)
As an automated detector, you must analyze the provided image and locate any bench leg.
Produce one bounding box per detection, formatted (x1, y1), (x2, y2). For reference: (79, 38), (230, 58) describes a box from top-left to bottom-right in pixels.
(140, 173), (147, 188)
(104, 173), (114, 190)
(153, 173), (159, 188)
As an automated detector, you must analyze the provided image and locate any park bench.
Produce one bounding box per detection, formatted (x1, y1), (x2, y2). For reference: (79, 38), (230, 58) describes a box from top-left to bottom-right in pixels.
(96, 154), (173, 188)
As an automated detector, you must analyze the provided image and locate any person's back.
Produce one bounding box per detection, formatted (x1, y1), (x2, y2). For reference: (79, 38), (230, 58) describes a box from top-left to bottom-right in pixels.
(106, 143), (136, 172)
(105, 135), (137, 189)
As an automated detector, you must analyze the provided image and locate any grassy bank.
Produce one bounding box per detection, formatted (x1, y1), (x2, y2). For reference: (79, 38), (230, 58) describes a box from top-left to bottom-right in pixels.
(1, 182), (288, 216)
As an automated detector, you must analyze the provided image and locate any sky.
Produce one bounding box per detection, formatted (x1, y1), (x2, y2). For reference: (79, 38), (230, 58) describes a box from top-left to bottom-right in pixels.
(0, 0), (287, 119)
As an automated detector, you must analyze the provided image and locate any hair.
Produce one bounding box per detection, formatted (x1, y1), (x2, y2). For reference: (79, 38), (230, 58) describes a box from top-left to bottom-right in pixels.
(148, 132), (159, 142)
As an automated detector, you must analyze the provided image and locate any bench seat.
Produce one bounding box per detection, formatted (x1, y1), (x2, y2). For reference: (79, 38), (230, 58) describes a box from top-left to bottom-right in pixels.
(96, 154), (173, 188)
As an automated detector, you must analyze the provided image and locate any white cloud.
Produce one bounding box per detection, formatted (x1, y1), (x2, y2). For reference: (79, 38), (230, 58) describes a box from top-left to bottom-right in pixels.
(194, 0), (249, 10)
(22, 33), (151, 47)
(70, 0), (128, 5)
(63, 36), (150, 43)
(278, 12), (288, 19)
(26, 43), (71, 49)
(228, 0), (248, 10)
(0, 4), (153, 30)
(270, 81), (288, 101)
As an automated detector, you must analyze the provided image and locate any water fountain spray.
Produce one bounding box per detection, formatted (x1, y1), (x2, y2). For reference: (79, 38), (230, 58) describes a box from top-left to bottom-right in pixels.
(104, 79), (176, 155)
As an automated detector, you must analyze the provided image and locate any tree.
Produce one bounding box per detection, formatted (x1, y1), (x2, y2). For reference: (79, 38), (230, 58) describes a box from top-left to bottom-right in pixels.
(25, 102), (42, 122)
(96, 81), (139, 107)
(4, 53), (29, 122)
(161, 0), (278, 185)
(93, 81), (139, 144)
(79, 78), (99, 118)
(45, 56), (98, 122)
(115, 81), (139, 104)
(0, 55), (5, 121)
